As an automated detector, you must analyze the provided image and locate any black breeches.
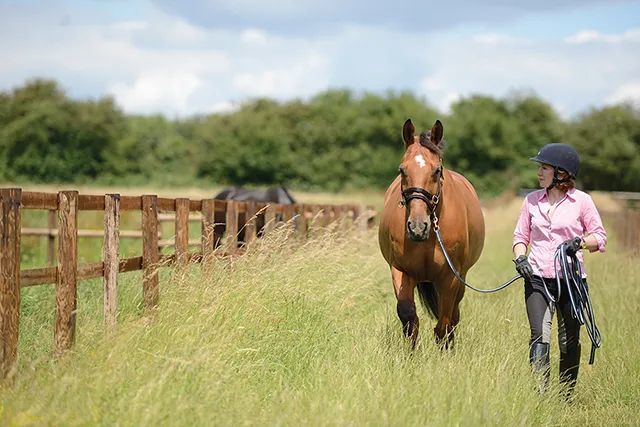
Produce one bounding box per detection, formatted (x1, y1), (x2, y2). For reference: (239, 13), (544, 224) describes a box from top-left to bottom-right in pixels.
(524, 275), (582, 353)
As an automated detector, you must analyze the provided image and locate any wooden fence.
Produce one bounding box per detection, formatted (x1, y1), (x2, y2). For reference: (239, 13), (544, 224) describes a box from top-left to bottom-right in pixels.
(0, 188), (375, 381)
(22, 212), (213, 265)
(606, 192), (640, 253)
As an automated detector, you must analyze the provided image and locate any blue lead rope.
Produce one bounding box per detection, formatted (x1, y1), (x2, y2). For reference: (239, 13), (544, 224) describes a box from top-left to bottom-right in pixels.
(550, 243), (602, 364)
(432, 220), (523, 294)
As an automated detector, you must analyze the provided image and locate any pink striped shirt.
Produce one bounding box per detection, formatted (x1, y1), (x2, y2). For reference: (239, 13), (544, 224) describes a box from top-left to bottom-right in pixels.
(512, 188), (607, 278)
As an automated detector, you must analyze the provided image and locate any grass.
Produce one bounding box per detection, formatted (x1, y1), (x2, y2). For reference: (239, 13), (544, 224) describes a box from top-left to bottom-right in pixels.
(1, 193), (639, 426)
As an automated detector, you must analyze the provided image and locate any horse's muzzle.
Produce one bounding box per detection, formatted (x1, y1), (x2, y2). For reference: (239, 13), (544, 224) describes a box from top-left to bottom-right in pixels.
(407, 219), (430, 241)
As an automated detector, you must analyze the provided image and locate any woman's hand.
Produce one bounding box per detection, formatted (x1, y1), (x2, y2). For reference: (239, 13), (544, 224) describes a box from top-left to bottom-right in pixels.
(513, 255), (533, 281)
(563, 237), (583, 257)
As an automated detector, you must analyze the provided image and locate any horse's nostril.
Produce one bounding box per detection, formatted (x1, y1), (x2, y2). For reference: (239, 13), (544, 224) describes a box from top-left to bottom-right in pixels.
(407, 220), (429, 236)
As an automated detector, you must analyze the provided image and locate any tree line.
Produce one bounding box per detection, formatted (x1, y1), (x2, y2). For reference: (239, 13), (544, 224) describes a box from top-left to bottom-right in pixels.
(1, 79), (639, 196)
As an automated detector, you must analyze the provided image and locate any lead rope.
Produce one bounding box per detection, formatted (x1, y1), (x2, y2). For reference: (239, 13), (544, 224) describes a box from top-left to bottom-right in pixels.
(431, 212), (523, 294)
(552, 243), (602, 364)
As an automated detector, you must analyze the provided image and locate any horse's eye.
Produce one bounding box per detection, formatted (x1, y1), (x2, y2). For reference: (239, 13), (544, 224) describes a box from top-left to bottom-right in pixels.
(398, 166), (406, 177)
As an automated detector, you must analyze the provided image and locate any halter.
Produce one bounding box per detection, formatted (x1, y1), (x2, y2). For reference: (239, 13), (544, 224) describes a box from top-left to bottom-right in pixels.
(400, 163), (443, 213)
(400, 186), (440, 211)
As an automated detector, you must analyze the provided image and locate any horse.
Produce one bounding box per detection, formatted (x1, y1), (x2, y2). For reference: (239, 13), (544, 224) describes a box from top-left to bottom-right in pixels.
(214, 186), (296, 205)
(213, 186), (297, 245)
(378, 119), (485, 348)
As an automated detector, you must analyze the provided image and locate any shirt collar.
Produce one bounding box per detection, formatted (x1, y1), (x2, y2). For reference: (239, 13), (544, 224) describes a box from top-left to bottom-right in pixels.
(538, 187), (577, 201)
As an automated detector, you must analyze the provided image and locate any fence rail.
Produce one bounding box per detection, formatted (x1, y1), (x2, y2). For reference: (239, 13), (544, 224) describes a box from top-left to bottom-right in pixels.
(0, 188), (375, 381)
(610, 191), (640, 201)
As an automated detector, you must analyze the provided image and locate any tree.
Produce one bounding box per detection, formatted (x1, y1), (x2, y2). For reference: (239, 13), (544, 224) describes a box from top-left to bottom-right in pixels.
(0, 79), (124, 182)
(566, 104), (640, 191)
(508, 94), (564, 189)
(446, 96), (520, 194)
(105, 115), (195, 184)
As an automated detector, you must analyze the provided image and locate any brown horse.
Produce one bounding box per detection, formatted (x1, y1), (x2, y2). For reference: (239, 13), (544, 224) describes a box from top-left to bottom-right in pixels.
(378, 119), (485, 348)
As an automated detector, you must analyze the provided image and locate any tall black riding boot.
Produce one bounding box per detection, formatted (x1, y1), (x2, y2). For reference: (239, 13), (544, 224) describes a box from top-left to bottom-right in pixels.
(559, 343), (581, 400)
(530, 342), (550, 394)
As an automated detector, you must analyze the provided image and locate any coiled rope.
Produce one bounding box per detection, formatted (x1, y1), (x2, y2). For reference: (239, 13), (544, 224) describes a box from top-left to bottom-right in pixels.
(548, 242), (602, 364)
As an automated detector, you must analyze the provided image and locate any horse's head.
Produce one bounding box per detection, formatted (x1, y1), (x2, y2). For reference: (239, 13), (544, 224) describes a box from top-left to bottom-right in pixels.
(399, 119), (445, 241)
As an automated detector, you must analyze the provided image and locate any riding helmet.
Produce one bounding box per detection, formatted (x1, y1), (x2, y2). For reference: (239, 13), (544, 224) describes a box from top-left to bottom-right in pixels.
(529, 143), (580, 178)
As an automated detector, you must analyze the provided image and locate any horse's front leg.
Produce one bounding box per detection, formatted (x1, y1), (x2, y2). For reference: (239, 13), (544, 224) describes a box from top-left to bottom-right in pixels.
(434, 273), (463, 349)
(391, 266), (419, 348)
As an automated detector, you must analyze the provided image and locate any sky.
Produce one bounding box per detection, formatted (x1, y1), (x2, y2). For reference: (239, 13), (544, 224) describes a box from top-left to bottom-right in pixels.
(1, 0), (639, 119)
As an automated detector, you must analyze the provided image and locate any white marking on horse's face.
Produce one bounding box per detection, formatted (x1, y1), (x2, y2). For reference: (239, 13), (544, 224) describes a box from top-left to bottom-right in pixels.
(414, 155), (426, 168)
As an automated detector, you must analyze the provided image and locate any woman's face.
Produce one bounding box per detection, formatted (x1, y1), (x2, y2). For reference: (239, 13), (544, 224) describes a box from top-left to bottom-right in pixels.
(537, 163), (554, 188)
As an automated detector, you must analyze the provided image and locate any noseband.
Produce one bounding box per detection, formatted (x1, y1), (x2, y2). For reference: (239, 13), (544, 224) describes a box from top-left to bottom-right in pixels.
(401, 187), (439, 209)
(400, 177), (443, 216)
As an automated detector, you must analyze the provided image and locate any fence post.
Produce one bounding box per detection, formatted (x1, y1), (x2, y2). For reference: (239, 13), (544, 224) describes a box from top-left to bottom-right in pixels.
(175, 198), (190, 267)
(296, 204), (307, 239)
(245, 201), (257, 245)
(103, 194), (120, 330)
(54, 190), (78, 356)
(47, 209), (56, 265)
(323, 204), (333, 227)
(335, 205), (345, 231)
(287, 204), (297, 228)
(0, 188), (21, 381)
(341, 205), (351, 232)
(353, 205), (367, 232)
(264, 204), (276, 235)
(367, 205), (376, 228)
(309, 204), (322, 237)
(201, 199), (215, 263)
(225, 201), (238, 254)
(281, 204), (292, 223)
(142, 195), (159, 311)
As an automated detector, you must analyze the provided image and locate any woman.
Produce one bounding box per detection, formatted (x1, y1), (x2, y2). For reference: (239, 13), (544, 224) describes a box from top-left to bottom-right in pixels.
(512, 143), (607, 397)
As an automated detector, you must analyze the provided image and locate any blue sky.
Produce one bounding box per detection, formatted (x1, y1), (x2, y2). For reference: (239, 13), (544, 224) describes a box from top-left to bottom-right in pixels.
(1, 0), (639, 118)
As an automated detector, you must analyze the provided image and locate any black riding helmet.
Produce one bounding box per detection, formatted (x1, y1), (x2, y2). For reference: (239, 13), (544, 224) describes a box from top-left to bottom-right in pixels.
(530, 143), (580, 178)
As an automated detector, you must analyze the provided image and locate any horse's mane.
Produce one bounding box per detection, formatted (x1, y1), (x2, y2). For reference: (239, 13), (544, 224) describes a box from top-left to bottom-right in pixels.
(419, 131), (445, 156)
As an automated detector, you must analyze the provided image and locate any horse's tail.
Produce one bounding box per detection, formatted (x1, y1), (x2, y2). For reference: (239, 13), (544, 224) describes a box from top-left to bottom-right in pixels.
(417, 281), (439, 319)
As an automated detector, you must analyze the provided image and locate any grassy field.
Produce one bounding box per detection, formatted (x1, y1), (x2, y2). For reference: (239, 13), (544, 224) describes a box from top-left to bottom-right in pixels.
(1, 189), (639, 426)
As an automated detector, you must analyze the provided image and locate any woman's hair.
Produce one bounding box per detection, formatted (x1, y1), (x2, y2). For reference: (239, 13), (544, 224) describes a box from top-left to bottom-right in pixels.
(555, 169), (575, 191)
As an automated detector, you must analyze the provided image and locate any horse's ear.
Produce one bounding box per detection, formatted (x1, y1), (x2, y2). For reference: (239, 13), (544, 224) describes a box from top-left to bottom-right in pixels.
(430, 120), (444, 147)
(403, 119), (415, 147)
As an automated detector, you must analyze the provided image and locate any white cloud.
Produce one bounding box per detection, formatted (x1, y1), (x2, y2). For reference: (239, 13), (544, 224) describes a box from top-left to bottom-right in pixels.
(152, 0), (616, 36)
(111, 21), (148, 32)
(441, 92), (462, 113)
(472, 33), (520, 45)
(241, 29), (269, 45)
(415, 27), (640, 118)
(232, 53), (329, 98)
(207, 101), (239, 113)
(606, 82), (640, 106)
(109, 72), (202, 115)
(166, 20), (209, 43)
(421, 77), (442, 92)
(1, 1), (639, 119)
(565, 28), (640, 44)
(419, 77), (461, 113)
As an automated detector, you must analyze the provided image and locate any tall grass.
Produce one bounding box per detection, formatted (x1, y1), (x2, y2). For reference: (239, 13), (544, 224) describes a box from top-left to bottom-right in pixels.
(1, 198), (638, 426)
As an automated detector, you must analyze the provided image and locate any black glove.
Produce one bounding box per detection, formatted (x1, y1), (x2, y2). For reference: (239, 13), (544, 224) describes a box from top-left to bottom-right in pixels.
(513, 255), (533, 281)
(563, 237), (583, 257)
